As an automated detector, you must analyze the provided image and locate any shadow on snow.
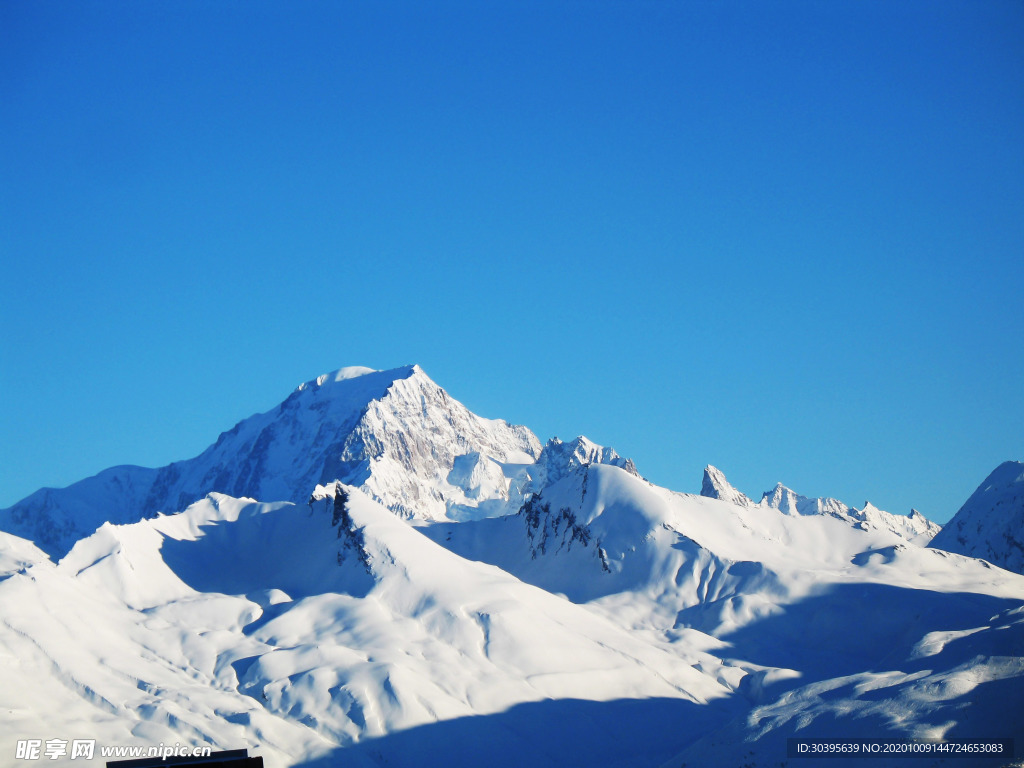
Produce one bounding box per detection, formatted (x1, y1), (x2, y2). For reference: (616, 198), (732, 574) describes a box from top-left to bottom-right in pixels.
(293, 695), (741, 768)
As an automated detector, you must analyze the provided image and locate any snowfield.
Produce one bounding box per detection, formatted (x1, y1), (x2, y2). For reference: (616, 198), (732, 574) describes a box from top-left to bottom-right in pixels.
(1, 365), (1021, 768)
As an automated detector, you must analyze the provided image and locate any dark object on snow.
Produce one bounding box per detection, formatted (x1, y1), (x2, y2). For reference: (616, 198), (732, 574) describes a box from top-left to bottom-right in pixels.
(107, 748), (263, 768)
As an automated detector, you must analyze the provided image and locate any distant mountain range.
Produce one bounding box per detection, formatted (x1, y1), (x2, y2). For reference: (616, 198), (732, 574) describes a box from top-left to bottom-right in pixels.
(0, 365), (1020, 768)
(700, 464), (942, 545)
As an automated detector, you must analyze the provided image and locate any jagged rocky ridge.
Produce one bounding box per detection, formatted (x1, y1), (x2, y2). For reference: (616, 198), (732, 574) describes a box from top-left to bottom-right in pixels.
(700, 464), (942, 546)
(0, 366), (652, 559)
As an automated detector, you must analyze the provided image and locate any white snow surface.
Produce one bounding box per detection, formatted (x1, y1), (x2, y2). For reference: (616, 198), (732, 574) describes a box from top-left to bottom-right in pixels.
(1, 366), (1022, 768)
(0, 490), (737, 768)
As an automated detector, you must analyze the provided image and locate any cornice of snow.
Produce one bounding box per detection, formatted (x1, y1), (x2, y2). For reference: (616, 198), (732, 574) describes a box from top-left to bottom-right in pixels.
(294, 364), (417, 392)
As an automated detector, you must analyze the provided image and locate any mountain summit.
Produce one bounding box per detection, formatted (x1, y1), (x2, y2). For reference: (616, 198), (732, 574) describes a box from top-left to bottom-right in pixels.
(701, 465), (754, 506)
(0, 365), (542, 555)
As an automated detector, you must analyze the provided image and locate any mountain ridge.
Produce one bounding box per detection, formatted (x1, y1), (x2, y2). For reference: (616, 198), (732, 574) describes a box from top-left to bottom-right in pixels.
(0, 364), (1022, 767)
(700, 464), (942, 546)
(0, 365), (635, 555)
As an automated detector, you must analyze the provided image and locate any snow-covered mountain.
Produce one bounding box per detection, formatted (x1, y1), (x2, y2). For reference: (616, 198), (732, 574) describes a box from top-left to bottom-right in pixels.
(0, 490), (738, 768)
(700, 465), (942, 545)
(0, 365), (541, 556)
(929, 460), (1024, 574)
(700, 464), (754, 506)
(0, 364), (1021, 768)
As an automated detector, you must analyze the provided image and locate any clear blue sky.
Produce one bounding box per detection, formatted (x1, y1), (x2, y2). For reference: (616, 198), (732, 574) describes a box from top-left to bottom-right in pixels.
(2, 1), (1022, 522)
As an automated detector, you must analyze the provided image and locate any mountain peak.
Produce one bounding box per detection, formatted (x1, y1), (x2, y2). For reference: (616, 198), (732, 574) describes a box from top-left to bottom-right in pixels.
(0, 363), (540, 554)
(984, 460), (1024, 489)
(929, 460), (1024, 573)
(536, 436), (639, 487)
(700, 465), (754, 506)
(760, 482), (803, 514)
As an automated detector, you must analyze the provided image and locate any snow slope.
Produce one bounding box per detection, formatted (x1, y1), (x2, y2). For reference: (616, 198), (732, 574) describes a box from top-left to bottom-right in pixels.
(429, 461), (1018, 636)
(930, 460), (1024, 575)
(427, 462), (1024, 767)
(0, 490), (738, 768)
(666, 598), (1024, 768)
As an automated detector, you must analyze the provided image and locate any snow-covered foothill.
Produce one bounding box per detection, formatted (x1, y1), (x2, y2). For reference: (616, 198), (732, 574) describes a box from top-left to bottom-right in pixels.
(0, 489), (738, 768)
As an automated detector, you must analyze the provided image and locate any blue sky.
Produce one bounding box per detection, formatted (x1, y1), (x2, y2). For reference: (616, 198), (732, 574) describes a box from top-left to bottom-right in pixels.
(2, 1), (1022, 522)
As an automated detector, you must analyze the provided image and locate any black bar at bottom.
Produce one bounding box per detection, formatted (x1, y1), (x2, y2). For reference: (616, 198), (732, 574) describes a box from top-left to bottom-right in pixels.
(107, 749), (262, 768)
